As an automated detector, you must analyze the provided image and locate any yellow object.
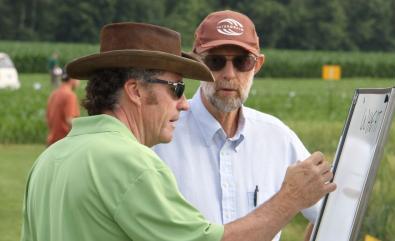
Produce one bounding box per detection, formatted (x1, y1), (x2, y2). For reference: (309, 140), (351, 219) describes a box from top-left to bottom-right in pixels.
(322, 65), (341, 80)
(365, 234), (380, 241)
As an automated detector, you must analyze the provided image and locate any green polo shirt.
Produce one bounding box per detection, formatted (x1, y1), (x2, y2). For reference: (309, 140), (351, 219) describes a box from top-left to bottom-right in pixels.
(21, 114), (224, 241)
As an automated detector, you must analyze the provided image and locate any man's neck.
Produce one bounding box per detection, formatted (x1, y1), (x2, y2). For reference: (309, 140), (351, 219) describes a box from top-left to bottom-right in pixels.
(201, 91), (240, 138)
(61, 82), (73, 90)
(103, 105), (146, 146)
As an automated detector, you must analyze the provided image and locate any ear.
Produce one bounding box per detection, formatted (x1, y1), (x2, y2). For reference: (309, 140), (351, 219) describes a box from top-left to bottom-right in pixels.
(123, 79), (142, 106)
(253, 54), (265, 75)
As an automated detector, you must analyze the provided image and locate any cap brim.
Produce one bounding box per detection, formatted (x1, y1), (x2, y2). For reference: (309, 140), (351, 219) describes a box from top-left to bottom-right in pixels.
(66, 50), (215, 82)
(195, 39), (260, 56)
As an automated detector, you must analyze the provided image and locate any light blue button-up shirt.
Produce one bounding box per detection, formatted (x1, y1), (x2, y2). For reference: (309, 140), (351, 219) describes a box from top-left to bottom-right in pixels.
(154, 88), (320, 240)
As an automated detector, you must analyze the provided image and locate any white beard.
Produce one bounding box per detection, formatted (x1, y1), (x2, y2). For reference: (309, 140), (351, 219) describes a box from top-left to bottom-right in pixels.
(201, 76), (253, 113)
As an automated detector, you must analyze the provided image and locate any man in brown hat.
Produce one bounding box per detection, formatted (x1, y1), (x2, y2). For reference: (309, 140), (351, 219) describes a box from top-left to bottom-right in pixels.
(154, 10), (323, 240)
(21, 22), (335, 241)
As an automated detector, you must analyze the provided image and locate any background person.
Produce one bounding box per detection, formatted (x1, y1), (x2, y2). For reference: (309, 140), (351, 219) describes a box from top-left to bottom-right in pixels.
(154, 10), (321, 240)
(47, 51), (62, 87)
(46, 70), (80, 145)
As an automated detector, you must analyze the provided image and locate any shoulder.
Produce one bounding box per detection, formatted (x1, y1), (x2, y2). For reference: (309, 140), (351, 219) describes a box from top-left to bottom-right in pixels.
(243, 106), (292, 132)
(242, 106), (305, 145)
(51, 126), (166, 181)
(95, 134), (164, 170)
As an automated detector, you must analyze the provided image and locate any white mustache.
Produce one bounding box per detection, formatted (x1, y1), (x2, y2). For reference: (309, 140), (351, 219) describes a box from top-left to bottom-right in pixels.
(214, 81), (239, 90)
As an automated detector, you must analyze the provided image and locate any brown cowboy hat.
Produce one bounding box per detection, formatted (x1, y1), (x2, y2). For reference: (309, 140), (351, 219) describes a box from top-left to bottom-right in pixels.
(66, 22), (214, 82)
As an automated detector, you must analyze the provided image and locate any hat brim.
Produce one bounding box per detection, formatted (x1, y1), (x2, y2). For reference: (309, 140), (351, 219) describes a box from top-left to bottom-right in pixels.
(66, 50), (215, 82)
(195, 39), (260, 56)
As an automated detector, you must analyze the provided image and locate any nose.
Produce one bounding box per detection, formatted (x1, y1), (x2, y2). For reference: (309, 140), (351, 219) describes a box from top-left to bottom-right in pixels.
(177, 95), (189, 111)
(221, 59), (236, 81)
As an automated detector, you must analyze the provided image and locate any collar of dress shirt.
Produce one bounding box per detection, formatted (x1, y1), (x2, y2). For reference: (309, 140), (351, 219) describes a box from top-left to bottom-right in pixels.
(190, 88), (246, 147)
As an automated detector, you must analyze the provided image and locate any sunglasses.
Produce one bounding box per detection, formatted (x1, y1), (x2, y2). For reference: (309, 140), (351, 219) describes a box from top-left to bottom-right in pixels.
(146, 78), (185, 99)
(202, 54), (257, 72)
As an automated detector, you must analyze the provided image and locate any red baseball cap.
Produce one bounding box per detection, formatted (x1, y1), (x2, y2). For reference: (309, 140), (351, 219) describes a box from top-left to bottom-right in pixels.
(193, 10), (260, 56)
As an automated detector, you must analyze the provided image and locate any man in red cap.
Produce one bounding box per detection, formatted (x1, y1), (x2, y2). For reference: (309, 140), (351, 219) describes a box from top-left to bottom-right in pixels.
(154, 10), (321, 241)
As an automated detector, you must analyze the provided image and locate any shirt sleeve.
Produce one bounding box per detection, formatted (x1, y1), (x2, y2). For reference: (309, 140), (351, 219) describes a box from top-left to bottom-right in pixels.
(288, 129), (310, 160)
(287, 128), (322, 223)
(302, 199), (323, 223)
(113, 168), (224, 241)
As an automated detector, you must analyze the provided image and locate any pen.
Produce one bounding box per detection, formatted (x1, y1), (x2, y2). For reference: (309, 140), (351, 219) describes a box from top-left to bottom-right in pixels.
(254, 185), (259, 207)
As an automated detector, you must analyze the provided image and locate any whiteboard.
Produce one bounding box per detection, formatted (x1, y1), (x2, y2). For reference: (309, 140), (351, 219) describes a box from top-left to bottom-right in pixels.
(311, 87), (395, 241)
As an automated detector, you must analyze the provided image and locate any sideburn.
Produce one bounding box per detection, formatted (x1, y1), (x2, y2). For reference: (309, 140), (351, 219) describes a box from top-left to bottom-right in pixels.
(143, 87), (159, 105)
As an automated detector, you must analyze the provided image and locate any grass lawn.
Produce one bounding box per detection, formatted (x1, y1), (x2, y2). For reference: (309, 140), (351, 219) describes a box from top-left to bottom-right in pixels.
(0, 144), (45, 241)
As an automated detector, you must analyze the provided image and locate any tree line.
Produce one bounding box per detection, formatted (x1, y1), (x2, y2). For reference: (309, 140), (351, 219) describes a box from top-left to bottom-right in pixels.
(1, 0), (394, 51)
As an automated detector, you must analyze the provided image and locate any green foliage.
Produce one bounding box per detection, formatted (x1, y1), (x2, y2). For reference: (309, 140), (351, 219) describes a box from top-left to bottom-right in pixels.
(0, 41), (98, 72)
(242, 0), (289, 49)
(342, 0), (395, 51)
(0, 0), (394, 51)
(259, 49), (395, 78)
(166, 0), (215, 45)
(1, 41), (395, 78)
(0, 74), (86, 144)
(2, 74), (392, 144)
(0, 74), (48, 144)
(276, 0), (350, 50)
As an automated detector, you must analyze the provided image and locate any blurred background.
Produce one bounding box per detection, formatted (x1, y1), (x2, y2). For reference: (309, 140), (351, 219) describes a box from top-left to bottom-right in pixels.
(0, 0), (394, 241)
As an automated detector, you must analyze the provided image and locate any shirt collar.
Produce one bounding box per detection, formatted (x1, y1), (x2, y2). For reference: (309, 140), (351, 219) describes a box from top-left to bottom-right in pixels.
(68, 114), (138, 142)
(190, 88), (247, 147)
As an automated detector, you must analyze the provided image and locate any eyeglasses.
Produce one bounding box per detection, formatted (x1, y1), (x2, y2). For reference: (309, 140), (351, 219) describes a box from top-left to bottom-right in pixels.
(146, 78), (185, 99)
(202, 54), (257, 72)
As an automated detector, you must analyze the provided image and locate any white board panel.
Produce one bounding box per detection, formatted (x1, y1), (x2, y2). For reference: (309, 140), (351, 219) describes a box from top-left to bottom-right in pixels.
(311, 88), (395, 241)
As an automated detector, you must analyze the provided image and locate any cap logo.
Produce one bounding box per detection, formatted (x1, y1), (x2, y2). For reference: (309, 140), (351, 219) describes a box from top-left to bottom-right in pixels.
(216, 18), (244, 36)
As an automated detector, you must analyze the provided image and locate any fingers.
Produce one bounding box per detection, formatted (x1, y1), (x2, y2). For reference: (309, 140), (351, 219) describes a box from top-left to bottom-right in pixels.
(324, 182), (337, 193)
(303, 151), (332, 174)
(281, 151), (337, 209)
(317, 161), (332, 175)
(308, 152), (334, 183)
(321, 169), (334, 183)
(304, 151), (336, 192)
(306, 151), (325, 165)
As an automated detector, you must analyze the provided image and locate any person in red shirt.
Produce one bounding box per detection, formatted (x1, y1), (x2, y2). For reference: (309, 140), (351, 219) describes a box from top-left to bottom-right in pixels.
(46, 71), (80, 145)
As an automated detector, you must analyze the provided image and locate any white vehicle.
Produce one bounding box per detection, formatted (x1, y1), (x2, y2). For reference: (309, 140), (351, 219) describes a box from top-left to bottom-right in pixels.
(0, 53), (20, 89)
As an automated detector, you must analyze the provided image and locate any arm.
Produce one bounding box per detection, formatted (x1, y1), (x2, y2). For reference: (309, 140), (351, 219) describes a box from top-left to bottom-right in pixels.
(222, 152), (336, 241)
(65, 93), (80, 127)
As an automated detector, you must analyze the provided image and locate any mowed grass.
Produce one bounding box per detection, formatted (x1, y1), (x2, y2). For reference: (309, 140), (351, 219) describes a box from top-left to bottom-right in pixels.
(0, 75), (394, 241)
(0, 144), (45, 241)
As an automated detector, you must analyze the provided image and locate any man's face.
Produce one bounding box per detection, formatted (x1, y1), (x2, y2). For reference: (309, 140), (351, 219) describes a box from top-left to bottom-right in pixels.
(140, 71), (189, 146)
(200, 45), (261, 113)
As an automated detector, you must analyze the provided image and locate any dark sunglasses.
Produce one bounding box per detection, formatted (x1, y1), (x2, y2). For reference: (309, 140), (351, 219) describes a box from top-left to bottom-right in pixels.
(146, 78), (185, 99)
(202, 54), (257, 72)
